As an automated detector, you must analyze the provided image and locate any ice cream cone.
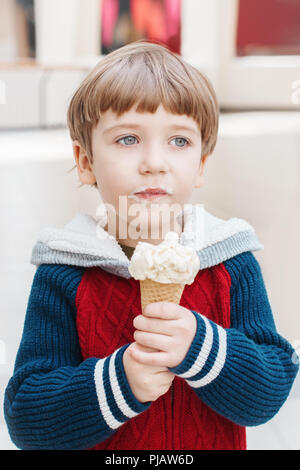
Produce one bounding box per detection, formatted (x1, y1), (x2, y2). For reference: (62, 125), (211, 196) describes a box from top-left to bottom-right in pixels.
(128, 231), (200, 315)
(139, 279), (185, 313)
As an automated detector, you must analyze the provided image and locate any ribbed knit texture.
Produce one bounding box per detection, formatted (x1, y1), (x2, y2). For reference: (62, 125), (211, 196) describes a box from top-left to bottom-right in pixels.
(4, 252), (299, 450)
(74, 260), (246, 450)
(3, 264), (150, 450)
(169, 252), (299, 425)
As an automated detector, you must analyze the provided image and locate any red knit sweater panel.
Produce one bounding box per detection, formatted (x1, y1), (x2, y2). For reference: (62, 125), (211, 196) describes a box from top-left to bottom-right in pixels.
(75, 264), (246, 450)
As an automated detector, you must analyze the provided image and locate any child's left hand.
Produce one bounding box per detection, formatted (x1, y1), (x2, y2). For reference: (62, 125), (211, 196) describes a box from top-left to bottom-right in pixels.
(131, 302), (197, 368)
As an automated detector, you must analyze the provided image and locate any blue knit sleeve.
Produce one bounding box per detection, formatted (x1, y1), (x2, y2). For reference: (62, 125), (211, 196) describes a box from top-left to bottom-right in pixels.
(169, 251), (299, 426)
(3, 264), (150, 450)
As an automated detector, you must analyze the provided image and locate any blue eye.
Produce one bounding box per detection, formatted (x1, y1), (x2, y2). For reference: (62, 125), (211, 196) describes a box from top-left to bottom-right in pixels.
(171, 137), (189, 147)
(117, 135), (138, 146)
(116, 135), (190, 147)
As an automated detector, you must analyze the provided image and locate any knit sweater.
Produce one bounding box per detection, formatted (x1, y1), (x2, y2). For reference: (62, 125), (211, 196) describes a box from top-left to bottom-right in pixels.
(3, 205), (299, 450)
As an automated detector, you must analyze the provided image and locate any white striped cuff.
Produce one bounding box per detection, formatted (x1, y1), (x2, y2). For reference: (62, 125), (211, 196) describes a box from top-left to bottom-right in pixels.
(186, 325), (227, 388)
(94, 347), (143, 430)
(174, 313), (227, 388)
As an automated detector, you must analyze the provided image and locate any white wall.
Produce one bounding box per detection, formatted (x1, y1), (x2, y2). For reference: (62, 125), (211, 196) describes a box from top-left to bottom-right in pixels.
(192, 111), (300, 343)
(0, 0), (17, 60)
(0, 129), (100, 449)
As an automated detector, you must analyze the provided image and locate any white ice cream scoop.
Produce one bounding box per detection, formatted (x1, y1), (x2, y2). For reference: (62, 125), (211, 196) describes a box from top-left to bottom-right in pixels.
(128, 232), (200, 284)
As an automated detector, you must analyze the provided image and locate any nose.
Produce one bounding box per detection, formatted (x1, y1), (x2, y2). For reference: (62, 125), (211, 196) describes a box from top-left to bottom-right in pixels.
(139, 144), (168, 175)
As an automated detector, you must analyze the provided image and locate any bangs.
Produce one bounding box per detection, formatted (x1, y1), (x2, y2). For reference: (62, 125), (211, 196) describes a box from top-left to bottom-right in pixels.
(67, 41), (219, 163)
(91, 57), (201, 125)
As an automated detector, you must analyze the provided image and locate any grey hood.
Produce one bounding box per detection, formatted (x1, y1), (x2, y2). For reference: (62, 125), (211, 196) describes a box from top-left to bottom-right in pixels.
(30, 204), (263, 279)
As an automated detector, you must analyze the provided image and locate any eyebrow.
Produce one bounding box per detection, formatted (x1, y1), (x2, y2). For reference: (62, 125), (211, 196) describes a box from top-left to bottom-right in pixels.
(103, 123), (199, 136)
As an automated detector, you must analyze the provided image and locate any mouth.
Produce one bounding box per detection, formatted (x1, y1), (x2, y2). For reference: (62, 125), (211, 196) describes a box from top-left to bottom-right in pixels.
(135, 188), (168, 199)
(129, 186), (172, 201)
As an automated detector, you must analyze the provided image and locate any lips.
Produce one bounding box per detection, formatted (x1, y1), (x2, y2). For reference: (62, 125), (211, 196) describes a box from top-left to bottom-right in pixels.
(135, 188), (167, 195)
(128, 185), (173, 202)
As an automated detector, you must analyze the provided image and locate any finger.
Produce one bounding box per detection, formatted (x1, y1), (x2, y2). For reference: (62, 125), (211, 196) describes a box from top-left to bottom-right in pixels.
(134, 343), (159, 353)
(134, 330), (172, 352)
(133, 315), (173, 336)
(143, 302), (183, 320)
(130, 347), (170, 367)
(130, 343), (168, 371)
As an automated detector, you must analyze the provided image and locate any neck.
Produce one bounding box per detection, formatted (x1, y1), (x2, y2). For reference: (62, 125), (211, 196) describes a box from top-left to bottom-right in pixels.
(104, 207), (184, 248)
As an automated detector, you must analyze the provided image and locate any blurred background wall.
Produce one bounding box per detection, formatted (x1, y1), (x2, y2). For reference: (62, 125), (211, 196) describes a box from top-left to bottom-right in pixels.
(0, 0), (299, 450)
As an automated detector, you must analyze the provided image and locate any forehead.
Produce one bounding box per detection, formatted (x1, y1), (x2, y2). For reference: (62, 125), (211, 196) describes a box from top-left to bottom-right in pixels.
(95, 104), (200, 136)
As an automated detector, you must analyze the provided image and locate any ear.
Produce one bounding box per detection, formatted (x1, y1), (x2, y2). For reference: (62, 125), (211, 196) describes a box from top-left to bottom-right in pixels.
(194, 154), (209, 188)
(72, 140), (97, 186)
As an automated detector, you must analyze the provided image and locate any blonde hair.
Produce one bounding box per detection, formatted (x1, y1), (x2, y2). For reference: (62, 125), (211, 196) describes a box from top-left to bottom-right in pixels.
(67, 40), (219, 189)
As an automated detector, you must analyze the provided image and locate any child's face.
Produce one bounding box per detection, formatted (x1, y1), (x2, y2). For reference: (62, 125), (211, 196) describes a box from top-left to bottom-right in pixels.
(75, 104), (207, 244)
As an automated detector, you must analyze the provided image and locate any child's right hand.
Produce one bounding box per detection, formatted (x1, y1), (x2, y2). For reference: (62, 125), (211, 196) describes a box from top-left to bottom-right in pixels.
(123, 342), (175, 403)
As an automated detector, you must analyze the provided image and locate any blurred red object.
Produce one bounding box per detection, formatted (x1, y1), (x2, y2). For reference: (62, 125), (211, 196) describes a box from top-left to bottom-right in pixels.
(101, 0), (181, 54)
(101, 0), (119, 48)
(237, 0), (300, 56)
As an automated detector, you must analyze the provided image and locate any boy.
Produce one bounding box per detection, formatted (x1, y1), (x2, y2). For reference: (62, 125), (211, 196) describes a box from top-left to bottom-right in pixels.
(4, 41), (299, 450)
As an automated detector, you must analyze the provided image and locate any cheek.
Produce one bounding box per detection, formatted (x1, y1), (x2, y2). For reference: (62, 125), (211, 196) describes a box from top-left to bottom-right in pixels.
(94, 163), (131, 207)
(176, 182), (192, 201)
(176, 167), (195, 190)
(174, 169), (199, 202)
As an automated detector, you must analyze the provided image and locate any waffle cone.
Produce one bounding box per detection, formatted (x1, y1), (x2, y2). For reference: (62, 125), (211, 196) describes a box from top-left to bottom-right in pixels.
(139, 279), (185, 313)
